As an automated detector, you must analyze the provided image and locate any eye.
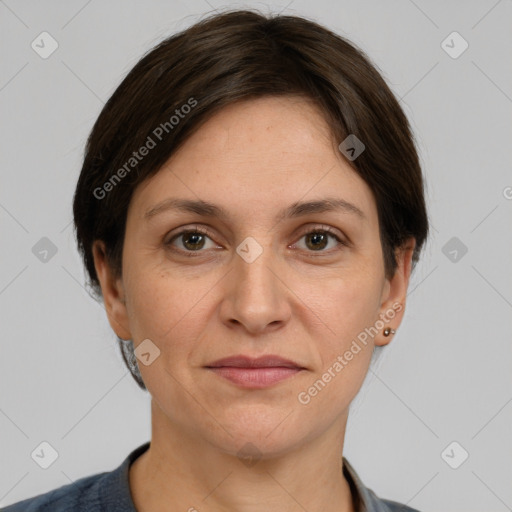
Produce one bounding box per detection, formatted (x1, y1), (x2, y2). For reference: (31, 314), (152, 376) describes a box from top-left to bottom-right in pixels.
(165, 226), (219, 255)
(293, 226), (346, 253)
(165, 224), (347, 257)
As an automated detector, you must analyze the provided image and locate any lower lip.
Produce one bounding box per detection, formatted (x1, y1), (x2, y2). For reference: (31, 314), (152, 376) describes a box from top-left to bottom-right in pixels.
(207, 367), (302, 388)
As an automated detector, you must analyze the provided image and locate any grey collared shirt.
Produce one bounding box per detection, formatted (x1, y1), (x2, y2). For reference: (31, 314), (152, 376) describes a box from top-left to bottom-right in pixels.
(2, 442), (421, 511)
(342, 457), (421, 511)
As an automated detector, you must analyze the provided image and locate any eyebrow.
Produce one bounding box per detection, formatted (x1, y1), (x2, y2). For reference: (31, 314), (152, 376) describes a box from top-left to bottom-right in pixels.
(144, 197), (366, 222)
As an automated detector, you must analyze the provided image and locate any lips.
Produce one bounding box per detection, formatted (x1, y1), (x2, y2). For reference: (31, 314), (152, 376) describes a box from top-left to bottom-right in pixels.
(204, 355), (305, 389)
(205, 355), (304, 369)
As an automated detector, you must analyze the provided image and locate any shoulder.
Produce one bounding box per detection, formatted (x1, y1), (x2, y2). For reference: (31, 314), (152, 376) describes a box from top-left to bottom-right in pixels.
(342, 457), (423, 512)
(362, 484), (422, 512)
(1, 472), (107, 511)
(2, 442), (149, 512)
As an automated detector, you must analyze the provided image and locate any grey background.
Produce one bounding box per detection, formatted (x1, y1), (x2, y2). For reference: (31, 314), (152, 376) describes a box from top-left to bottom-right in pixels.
(1, 1), (511, 511)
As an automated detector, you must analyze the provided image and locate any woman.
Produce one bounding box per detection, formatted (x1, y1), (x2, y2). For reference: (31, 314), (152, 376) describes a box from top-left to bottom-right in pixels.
(5, 9), (428, 512)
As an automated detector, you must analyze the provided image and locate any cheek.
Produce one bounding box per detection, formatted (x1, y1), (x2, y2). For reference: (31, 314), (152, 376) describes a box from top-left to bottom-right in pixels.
(300, 269), (383, 350)
(123, 268), (213, 397)
(295, 278), (379, 413)
(297, 276), (381, 409)
(126, 267), (210, 341)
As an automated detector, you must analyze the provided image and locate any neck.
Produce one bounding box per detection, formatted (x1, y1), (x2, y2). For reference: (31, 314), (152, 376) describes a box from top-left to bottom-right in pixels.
(129, 399), (355, 512)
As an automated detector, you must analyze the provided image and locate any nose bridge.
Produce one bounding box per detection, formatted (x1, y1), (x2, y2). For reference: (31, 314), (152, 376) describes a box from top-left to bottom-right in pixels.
(222, 234), (290, 332)
(235, 235), (279, 302)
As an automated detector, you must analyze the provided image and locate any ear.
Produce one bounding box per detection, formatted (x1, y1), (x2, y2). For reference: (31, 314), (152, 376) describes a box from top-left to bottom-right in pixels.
(92, 240), (132, 340)
(374, 237), (416, 347)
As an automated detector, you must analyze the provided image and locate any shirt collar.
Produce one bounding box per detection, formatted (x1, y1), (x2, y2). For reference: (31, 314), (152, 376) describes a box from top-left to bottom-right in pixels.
(343, 456), (389, 511)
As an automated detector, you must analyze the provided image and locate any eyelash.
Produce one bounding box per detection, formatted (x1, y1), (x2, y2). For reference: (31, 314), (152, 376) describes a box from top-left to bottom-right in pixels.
(165, 225), (347, 258)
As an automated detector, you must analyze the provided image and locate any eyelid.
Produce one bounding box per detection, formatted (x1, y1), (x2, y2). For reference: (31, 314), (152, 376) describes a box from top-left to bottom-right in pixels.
(290, 224), (349, 254)
(293, 224), (347, 244)
(165, 225), (218, 246)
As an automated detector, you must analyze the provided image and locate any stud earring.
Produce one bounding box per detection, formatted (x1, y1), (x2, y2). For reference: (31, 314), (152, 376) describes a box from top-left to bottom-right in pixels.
(383, 327), (396, 337)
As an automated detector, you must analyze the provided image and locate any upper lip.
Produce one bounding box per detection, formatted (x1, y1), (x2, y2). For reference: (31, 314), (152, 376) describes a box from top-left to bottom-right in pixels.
(205, 355), (304, 369)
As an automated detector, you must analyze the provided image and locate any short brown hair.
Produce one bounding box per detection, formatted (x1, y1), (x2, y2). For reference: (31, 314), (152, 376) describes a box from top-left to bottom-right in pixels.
(73, 9), (429, 389)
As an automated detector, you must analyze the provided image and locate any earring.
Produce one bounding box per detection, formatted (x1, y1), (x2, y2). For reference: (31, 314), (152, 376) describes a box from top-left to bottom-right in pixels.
(383, 327), (396, 337)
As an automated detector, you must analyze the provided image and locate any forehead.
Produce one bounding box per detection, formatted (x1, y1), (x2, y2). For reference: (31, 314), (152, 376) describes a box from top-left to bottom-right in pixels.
(129, 96), (378, 226)
(181, 96), (335, 170)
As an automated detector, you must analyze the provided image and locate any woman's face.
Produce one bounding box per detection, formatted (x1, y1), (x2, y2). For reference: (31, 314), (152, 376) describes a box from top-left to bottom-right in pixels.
(95, 95), (413, 457)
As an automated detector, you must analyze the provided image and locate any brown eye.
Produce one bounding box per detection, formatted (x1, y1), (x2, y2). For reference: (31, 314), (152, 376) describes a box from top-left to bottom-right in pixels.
(294, 227), (346, 253)
(166, 228), (218, 254)
(304, 232), (329, 251)
(181, 232), (206, 251)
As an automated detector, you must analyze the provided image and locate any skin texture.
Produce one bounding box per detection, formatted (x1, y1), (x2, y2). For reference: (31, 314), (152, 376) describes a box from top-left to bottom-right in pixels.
(93, 95), (415, 512)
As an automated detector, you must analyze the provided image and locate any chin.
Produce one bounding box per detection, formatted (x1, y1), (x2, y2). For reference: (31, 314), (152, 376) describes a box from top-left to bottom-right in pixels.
(202, 408), (315, 460)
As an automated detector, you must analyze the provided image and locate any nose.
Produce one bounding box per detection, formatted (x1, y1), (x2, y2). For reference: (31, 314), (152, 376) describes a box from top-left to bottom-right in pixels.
(219, 241), (292, 335)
